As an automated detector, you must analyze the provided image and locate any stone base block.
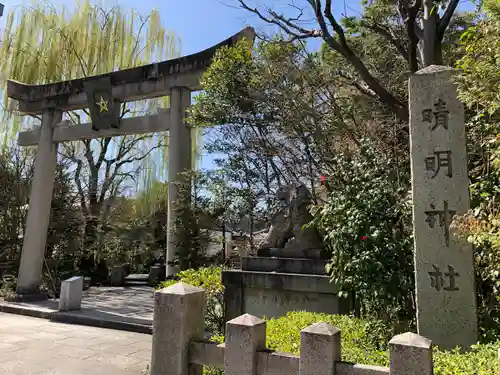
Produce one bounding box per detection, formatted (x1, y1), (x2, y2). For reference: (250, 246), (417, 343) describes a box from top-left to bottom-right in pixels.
(257, 247), (329, 259)
(5, 292), (48, 303)
(110, 265), (126, 286)
(222, 269), (353, 321)
(58, 276), (83, 312)
(241, 256), (328, 274)
(148, 265), (165, 286)
(122, 263), (132, 277)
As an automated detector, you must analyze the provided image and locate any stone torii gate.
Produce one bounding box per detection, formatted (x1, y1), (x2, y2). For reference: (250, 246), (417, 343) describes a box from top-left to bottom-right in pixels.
(7, 27), (255, 301)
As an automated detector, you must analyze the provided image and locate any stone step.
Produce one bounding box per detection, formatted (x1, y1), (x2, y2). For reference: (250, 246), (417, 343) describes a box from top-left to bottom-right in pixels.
(125, 280), (148, 286)
(124, 273), (149, 282)
(240, 256), (328, 275)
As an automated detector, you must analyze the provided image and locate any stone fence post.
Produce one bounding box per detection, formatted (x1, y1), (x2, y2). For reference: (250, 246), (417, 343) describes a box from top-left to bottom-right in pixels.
(389, 332), (433, 375)
(299, 322), (341, 375)
(224, 313), (267, 375)
(151, 282), (205, 375)
(150, 285), (435, 375)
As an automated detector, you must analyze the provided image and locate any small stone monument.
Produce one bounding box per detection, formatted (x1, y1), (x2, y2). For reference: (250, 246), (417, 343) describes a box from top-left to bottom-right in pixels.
(58, 276), (83, 312)
(409, 65), (477, 350)
(223, 184), (352, 320)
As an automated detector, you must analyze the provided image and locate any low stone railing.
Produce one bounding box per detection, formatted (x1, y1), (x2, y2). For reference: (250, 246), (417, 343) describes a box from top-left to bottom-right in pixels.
(151, 282), (433, 375)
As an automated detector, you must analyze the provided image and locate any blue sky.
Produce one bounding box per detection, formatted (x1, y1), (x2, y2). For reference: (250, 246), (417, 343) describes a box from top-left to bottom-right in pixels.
(0, 0), (365, 175)
(1, 0), (476, 179)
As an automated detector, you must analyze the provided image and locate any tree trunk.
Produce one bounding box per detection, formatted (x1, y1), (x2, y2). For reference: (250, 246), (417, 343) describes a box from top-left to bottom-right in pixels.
(421, 0), (438, 66)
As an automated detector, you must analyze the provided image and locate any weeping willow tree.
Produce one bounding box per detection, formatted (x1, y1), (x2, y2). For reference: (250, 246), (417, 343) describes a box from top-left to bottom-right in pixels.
(0, 1), (203, 265)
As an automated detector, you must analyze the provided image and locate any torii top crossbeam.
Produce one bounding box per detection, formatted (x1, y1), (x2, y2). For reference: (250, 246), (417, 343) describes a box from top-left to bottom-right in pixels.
(7, 27), (256, 115)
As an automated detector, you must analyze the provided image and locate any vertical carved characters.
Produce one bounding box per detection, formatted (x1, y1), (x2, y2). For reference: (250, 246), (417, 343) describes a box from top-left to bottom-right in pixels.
(422, 98), (449, 131)
(428, 264), (460, 292)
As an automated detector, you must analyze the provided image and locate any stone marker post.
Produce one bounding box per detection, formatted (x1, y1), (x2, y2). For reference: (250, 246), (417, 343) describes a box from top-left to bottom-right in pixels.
(58, 276), (83, 311)
(166, 87), (192, 277)
(15, 109), (62, 299)
(151, 282), (204, 375)
(409, 65), (477, 350)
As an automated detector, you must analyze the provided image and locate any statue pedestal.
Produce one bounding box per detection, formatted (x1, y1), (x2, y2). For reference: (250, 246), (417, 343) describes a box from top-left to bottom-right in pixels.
(222, 254), (354, 321)
(256, 247), (329, 259)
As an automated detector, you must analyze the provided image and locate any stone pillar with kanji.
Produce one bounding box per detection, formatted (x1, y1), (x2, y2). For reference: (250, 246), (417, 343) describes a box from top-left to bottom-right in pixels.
(409, 65), (477, 351)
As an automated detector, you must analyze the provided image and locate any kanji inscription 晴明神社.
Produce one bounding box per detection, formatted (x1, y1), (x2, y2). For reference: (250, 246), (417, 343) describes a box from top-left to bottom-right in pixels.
(429, 264), (460, 292)
(422, 98), (450, 131)
(425, 150), (452, 178)
(410, 65), (477, 351)
(424, 200), (456, 246)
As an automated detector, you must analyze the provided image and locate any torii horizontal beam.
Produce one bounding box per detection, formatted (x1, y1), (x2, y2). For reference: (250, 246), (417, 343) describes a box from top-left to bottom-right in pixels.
(7, 27), (255, 115)
(18, 110), (170, 146)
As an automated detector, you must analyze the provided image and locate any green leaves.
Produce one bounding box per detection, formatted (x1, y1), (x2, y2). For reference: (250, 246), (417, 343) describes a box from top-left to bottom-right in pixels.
(210, 309), (499, 373)
(158, 266), (225, 335)
(456, 6), (500, 115)
(453, 7), (500, 331)
(312, 138), (413, 323)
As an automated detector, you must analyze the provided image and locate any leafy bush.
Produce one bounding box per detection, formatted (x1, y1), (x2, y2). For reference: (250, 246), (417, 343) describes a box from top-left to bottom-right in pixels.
(453, 1), (500, 342)
(311, 139), (415, 325)
(0, 274), (16, 299)
(207, 311), (499, 375)
(264, 312), (390, 365)
(433, 344), (499, 375)
(157, 266), (225, 334)
(170, 171), (227, 271)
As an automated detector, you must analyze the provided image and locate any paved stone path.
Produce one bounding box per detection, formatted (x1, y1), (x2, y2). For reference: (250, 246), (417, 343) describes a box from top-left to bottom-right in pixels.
(0, 313), (151, 375)
(0, 286), (154, 329)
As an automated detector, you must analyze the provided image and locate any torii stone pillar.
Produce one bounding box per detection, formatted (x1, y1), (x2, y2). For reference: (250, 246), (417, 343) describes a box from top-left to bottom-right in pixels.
(166, 87), (191, 277)
(16, 109), (61, 299)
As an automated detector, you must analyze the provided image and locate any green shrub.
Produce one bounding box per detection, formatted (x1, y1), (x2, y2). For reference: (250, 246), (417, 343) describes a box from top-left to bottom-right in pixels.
(0, 274), (16, 299)
(311, 139), (415, 325)
(156, 269), (499, 375)
(433, 344), (499, 375)
(207, 311), (499, 375)
(265, 311), (390, 365)
(157, 266), (225, 334)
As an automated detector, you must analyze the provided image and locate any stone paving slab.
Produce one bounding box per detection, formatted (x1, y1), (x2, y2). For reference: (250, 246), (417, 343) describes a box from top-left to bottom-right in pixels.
(0, 312), (152, 375)
(0, 286), (154, 333)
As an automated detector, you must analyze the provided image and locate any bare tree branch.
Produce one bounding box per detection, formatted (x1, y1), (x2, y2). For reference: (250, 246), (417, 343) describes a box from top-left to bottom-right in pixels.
(360, 20), (410, 63)
(238, 0), (321, 41)
(437, 0), (460, 41)
(324, 0), (347, 47)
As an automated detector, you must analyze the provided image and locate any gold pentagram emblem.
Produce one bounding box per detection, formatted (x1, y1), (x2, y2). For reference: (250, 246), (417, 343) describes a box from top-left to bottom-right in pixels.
(96, 96), (109, 113)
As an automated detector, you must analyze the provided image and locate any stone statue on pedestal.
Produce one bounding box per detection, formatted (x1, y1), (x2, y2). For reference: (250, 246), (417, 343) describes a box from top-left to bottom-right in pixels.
(223, 184), (352, 321)
(257, 184), (325, 258)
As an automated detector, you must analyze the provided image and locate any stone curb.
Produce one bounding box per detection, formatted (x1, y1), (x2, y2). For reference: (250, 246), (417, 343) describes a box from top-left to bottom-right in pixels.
(0, 302), (152, 335)
(0, 302), (53, 319)
(52, 312), (152, 334)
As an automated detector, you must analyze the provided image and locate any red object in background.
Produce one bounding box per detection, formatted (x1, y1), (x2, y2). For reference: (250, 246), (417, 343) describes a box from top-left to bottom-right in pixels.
(361, 235), (367, 241)
(320, 175), (327, 185)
